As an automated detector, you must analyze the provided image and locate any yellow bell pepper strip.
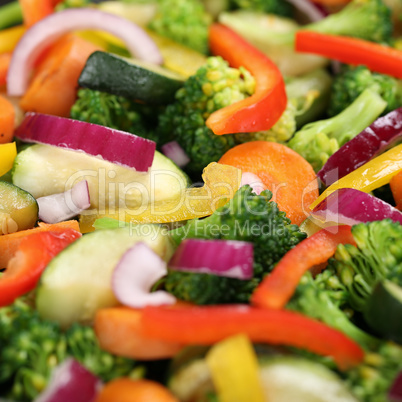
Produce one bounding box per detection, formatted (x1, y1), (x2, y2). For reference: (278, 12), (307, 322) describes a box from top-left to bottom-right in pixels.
(0, 142), (16, 177)
(310, 143), (402, 209)
(0, 25), (25, 54)
(141, 304), (365, 371)
(206, 23), (287, 135)
(206, 334), (265, 402)
(295, 31), (402, 80)
(79, 162), (241, 229)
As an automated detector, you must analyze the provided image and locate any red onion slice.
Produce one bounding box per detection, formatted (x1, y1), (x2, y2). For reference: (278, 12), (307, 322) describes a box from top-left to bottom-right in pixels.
(312, 188), (402, 227)
(161, 141), (190, 168)
(241, 172), (266, 195)
(34, 358), (102, 402)
(389, 372), (402, 402)
(318, 107), (402, 187)
(37, 180), (90, 224)
(169, 238), (254, 280)
(112, 242), (176, 308)
(15, 112), (156, 171)
(7, 8), (163, 97)
(285, 0), (327, 22)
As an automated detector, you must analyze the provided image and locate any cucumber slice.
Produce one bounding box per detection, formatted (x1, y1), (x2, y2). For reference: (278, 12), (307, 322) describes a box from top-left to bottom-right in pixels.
(36, 225), (175, 328)
(12, 144), (189, 213)
(78, 51), (184, 104)
(0, 181), (38, 234)
(364, 280), (402, 344)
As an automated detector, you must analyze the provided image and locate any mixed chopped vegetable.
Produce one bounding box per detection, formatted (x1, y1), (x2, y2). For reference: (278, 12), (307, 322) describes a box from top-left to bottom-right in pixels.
(1, 0), (402, 401)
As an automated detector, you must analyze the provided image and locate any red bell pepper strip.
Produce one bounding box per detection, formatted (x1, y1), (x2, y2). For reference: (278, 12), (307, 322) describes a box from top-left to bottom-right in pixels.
(141, 304), (364, 370)
(295, 31), (402, 80)
(205, 23), (287, 135)
(0, 228), (81, 306)
(251, 226), (355, 310)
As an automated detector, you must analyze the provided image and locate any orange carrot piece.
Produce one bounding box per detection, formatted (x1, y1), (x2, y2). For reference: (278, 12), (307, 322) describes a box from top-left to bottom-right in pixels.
(0, 94), (15, 144)
(219, 141), (319, 225)
(19, 34), (101, 117)
(0, 220), (80, 268)
(390, 171), (402, 211)
(19, 0), (53, 28)
(252, 226), (355, 310)
(94, 307), (183, 360)
(95, 378), (179, 402)
(0, 53), (11, 87)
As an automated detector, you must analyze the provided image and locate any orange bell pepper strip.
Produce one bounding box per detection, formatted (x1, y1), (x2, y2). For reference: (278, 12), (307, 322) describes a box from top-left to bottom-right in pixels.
(20, 34), (101, 117)
(0, 220), (80, 268)
(141, 304), (364, 371)
(295, 31), (402, 80)
(390, 171), (402, 211)
(205, 23), (287, 135)
(251, 226), (355, 310)
(0, 228), (81, 306)
(0, 53), (11, 87)
(19, 0), (53, 28)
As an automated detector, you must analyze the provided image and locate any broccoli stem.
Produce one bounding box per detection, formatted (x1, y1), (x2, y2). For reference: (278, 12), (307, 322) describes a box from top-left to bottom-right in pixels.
(0, 1), (22, 30)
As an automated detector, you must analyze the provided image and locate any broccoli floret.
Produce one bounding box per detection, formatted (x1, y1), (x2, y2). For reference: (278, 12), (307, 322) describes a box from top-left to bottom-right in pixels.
(288, 269), (380, 351)
(329, 219), (402, 313)
(230, 0), (293, 18)
(343, 341), (402, 402)
(167, 186), (306, 304)
(287, 88), (387, 171)
(164, 271), (259, 305)
(234, 68), (333, 143)
(0, 299), (139, 401)
(329, 65), (402, 116)
(157, 56), (254, 173)
(148, 0), (212, 54)
(70, 88), (159, 144)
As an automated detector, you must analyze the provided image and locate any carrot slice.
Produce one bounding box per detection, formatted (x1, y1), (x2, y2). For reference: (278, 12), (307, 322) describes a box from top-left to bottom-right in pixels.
(0, 94), (16, 144)
(95, 378), (179, 402)
(251, 226), (355, 310)
(219, 141), (318, 225)
(94, 307), (183, 360)
(19, 0), (53, 28)
(0, 220), (80, 268)
(19, 34), (101, 117)
(390, 171), (402, 211)
(0, 53), (11, 87)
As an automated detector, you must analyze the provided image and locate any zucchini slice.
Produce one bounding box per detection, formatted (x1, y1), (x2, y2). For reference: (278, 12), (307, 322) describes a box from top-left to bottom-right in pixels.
(0, 181), (38, 234)
(78, 51), (185, 104)
(364, 280), (402, 344)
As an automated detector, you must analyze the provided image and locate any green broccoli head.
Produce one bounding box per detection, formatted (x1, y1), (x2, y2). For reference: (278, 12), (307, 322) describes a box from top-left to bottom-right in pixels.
(329, 65), (402, 116)
(157, 56), (255, 173)
(230, 0), (293, 17)
(164, 271), (259, 305)
(0, 299), (139, 401)
(329, 220), (402, 313)
(344, 341), (402, 402)
(306, 0), (393, 43)
(148, 0), (212, 54)
(287, 88), (387, 171)
(170, 185), (306, 278)
(288, 269), (380, 351)
(70, 88), (160, 144)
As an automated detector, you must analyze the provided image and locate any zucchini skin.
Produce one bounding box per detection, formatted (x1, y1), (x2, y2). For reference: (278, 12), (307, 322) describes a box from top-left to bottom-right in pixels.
(78, 51), (184, 105)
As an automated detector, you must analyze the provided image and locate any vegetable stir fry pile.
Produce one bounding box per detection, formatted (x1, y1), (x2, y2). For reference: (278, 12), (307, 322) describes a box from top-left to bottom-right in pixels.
(1, 0), (402, 400)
